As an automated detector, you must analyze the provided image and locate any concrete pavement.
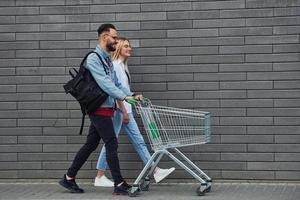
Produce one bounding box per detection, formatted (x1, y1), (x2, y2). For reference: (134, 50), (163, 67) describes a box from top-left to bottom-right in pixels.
(0, 180), (299, 200)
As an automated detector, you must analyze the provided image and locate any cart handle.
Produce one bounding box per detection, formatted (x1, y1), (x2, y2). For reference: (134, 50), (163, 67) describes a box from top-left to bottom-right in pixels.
(126, 97), (150, 105)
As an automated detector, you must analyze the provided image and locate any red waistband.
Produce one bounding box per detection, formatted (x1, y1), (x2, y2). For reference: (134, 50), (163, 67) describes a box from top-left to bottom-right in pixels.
(93, 107), (115, 117)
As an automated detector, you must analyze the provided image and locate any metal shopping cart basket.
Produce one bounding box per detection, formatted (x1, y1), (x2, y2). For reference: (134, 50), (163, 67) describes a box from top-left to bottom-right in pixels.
(128, 98), (212, 197)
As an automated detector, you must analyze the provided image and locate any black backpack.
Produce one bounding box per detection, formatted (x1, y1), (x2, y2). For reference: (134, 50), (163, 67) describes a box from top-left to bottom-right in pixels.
(63, 51), (109, 135)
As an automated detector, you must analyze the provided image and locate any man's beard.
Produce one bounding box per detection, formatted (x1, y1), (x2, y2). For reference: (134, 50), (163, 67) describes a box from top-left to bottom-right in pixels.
(106, 42), (116, 52)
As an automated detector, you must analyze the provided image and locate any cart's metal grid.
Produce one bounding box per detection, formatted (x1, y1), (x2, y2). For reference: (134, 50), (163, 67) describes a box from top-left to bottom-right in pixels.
(129, 99), (212, 197)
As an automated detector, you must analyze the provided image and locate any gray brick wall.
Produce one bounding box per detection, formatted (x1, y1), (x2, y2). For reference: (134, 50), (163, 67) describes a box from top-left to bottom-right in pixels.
(0, 0), (299, 181)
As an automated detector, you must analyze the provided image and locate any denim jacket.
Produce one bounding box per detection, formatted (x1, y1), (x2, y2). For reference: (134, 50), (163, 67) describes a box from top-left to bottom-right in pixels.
(85, 45), (133, 108)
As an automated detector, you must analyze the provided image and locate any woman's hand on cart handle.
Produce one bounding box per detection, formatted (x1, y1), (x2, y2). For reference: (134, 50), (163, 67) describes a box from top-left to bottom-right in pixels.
(125, 94), (144, 104)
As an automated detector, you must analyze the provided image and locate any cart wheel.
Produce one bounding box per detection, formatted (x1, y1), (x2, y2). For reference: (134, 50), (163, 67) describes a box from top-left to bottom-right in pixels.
(129, 186), (139, 197)
(140, 177), (150, 191)
(203, 185), (211, 193)
(196, 184), (207, 196)
(204, 179), (212, 193)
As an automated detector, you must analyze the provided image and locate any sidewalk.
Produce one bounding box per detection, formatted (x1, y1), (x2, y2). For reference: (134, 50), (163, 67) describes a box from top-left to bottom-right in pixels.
(0, 180), (299, 200)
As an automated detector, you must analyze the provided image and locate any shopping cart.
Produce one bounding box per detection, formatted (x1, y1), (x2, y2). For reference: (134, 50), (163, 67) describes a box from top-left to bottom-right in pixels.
(128, 98), (212, 197)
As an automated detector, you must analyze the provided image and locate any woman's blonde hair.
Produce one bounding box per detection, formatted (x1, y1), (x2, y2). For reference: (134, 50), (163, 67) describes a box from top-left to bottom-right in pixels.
(112, 37), (130, 64)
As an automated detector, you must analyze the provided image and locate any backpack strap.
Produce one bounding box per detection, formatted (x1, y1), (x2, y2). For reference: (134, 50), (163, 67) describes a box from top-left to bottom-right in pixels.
(77, 51), (109, 135)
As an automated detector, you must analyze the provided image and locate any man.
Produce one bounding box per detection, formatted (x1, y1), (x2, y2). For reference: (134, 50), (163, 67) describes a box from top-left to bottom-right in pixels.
(59, 24), (141, 195)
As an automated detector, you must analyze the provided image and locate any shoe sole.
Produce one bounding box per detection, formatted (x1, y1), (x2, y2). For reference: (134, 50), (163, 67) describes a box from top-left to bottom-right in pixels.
(59, 180), (84, 193)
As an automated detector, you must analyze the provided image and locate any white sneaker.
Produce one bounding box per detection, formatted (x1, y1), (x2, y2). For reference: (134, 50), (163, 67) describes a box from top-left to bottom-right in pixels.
(153, 167), (175, 183)
(94, 175), (114, 187)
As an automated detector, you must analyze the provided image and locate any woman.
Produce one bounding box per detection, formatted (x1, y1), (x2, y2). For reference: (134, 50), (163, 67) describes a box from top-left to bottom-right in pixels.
(94, 37), (175, 187)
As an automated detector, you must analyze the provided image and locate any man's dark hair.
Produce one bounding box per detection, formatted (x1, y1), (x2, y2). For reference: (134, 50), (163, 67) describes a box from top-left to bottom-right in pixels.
(97, 24), (116, 36)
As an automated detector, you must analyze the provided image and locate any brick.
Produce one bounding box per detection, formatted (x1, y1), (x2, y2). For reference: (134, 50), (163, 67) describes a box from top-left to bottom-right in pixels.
(222, 170), (275, 179)
(248, 72), (300, 80)
(66, 0), (94, 4)
(274, 44), (300, 53)
(0, 110), (41, 118)
(167, 10), (219, 20)
(0, 7), (39, 15)
(221, 8), (273, 18)
(221, 153), (273, 161)
(0, 136), (17, 144)
(274, 25), (300, 34)
(0, 128), (42, 136)
(16, 50), (66, 58)
(0, 153), (17, 161)
(168, 100), (220, 108)
(274, 80), (300, 89)
(18, 153), (67, 161)
(167, 46), (218, 55)
(248, 144), (300, 152)
(275, 153), (300, 161)
(132, 47), (166, 56)
(42, 161), (91, 170)
(131, 83), (166, 91)
(248, 162), (300, 171)
(129, 65), (166, 74)
(276, 171), (300, 180)
(16, 0), (65, 6)
(248, 126), (300, 135)
(168, 29), (218, 38)
(168, 82), (218, 91)
(246, 0), (300, 8)
(16, 33), (65, 41)
(167, 64), (218, 73)
(40, 6), (89, 14)
(89, 13), (116, 22)
(0, 50), (15, 58)
(141, 38), (191, 47)
(0, 144), (42, 152)
(273, 62), (300, 71)
(142, 91), (193, 100)
(221, 99), (273, 108)
(193, 55), (244, 64)
(119, 30), (166, 39)
(193, 0), (245, 10)
(195, 144), (247, 152)
(221, 117), (273, 125)
(41, 23), (89, 32)
(42, 75), (69, 84)
(16, 67), (65, 75)
(141, 2), (191, 11)
(142, 73), (193, 82)
(248, 90), (300, 98)
(42, 110), (70, 118)
(141, 56), (191, 65)
(18, 101), (66, 110)
(0, 33), (15, 41)
(245, 35), (299, 44)
(40, 41), (89, 49)
(117, 12), (166, 21)
(91, 22), (141, 31)
(0, 0), (15, 6)
(16, 15), (65, 23)
(275, 117), (300, 125)
(0, 24), (39, 32)
(18, 136), (67, 144)
(194, 19), (245, 28)
(91, 4), (140, 13)
(195, 90), (247, 99)
(220, 81), (272, 90)
(275, 135), (300, 144)
(0, 119), (16, 127)
(0, 162), (41, 170)
(0, 76), (41, 84)
(0, 83), (15, 93)
(194, 73), (246, 81)
(221, 45), (272, 54)
(17, 84), (64, 93)
(18, 119), (67, 127)
(0, 41), (39, 50)
(141, 20), (192, 30)
(274, 7), (300, 16)
(247, 16), (300, 26)
(220, 63), (272, 72)
(0, 16), (15, 24)
(220, 27), (272, 36)
(275, 99), (300, 107)
(43, 127), (85, 136)
(246, 53), (299, 62)
(43, 144), (84, 152)
(192, 37), (244, 46)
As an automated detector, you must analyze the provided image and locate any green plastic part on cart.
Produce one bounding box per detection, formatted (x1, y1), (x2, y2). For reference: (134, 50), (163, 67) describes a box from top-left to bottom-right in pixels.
(148, 122), (160, 139)
(126, 98), (138, 104)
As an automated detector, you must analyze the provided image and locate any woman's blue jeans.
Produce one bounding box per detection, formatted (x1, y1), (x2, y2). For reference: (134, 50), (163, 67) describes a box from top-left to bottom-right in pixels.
(96, 109), (151, 170)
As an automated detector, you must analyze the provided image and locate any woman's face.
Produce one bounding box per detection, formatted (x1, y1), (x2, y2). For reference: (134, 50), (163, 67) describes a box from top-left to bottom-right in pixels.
(120, 40), (131, 58)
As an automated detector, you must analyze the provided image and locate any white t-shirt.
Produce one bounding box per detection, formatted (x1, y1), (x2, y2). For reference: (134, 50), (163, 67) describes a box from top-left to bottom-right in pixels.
(113, 59), (132, 113)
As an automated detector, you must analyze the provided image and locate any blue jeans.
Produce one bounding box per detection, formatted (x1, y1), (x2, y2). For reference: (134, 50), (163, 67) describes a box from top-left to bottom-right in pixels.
(96, 109), (151, 170)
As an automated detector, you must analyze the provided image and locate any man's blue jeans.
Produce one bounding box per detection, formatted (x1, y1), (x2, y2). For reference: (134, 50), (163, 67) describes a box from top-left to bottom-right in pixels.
(96, 109), (151, 170)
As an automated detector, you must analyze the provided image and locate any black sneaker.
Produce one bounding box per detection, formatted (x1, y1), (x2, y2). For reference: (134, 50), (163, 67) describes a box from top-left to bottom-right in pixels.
(113, 181), (132, 195)
(59, 174), (84, 193)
